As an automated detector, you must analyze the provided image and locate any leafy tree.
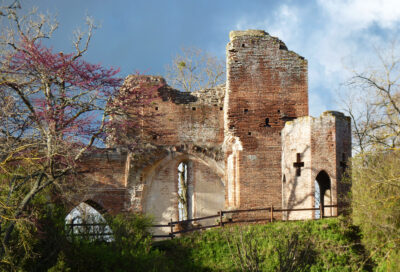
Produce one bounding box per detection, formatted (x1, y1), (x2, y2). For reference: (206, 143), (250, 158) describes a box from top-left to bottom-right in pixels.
(165, 47), (225, 92)
(0, 1), (156, 263)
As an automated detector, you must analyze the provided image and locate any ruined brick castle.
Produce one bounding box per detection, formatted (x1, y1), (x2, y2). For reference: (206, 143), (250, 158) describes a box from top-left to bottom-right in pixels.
(79, 30), (351, 232)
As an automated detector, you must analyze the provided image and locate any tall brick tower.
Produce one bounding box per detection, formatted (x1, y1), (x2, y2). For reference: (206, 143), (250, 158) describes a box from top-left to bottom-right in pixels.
(224, 30), (308, 209)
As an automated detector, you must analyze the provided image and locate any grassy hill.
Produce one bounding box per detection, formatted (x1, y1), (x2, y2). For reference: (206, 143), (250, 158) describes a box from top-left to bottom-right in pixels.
(153, 217), (372, 272)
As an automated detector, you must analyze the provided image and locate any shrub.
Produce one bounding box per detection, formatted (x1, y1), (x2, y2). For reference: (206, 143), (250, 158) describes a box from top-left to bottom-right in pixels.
(351, 151), (400, 269)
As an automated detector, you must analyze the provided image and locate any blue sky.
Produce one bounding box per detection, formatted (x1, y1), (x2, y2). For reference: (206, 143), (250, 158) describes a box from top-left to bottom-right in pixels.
(23, 0), (400, 116)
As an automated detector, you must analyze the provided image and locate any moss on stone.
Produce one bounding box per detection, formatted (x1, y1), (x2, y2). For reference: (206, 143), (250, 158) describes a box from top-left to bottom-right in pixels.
(229, 30), (267, 40)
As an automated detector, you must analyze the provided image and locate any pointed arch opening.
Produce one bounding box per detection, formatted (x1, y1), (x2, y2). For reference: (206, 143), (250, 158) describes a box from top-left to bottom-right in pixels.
(65, 201), (113, 242)
(178, 161), (193, 221)
(314, 171), (331, 219)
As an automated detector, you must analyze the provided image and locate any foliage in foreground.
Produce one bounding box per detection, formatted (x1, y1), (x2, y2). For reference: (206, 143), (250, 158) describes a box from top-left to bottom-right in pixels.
(351, 150), (400, 271)
(155, 217), (371, 272)
(1, 201), (374, 272)
(47, 213), (166, 272)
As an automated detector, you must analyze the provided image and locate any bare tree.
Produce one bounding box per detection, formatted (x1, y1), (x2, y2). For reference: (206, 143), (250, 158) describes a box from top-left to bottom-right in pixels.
(165, 47), (225, 92)
(342, 40), (400, 152)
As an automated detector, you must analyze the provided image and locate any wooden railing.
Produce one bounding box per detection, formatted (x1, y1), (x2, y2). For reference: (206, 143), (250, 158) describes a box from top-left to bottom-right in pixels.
(150, 204), (342, 239)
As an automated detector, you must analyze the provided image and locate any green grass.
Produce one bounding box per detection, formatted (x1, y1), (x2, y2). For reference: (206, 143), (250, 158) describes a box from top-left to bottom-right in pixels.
(153, 217), (372, 272)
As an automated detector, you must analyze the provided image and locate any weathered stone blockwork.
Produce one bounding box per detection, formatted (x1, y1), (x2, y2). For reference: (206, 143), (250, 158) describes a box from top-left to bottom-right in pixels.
(78, 30), (351, 231)
(282, 112), (351, 220)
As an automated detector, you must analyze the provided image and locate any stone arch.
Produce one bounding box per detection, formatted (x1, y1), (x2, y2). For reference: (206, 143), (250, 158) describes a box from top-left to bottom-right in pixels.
(314, 170), (332, 218)
(141, 152), (225, 233)
(84, 199), (107, 214)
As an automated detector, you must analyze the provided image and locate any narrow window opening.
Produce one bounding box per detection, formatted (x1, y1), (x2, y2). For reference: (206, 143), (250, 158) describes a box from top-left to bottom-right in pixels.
(178, 162), (190, 221)
(192, 107), (196, 111)
(229, 125), (235, 129)
(248, 132), (251, 135)
(264, 118), (271, 127)
(242, 43), (245, 47)
(220, 107), (223, 111)
(277, 109), (280, 113)
(244, 109), (248, 113)
(155, 106), (159, 111)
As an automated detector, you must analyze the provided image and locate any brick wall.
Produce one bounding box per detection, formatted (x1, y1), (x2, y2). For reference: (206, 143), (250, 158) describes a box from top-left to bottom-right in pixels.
(224, 30), (308, 210)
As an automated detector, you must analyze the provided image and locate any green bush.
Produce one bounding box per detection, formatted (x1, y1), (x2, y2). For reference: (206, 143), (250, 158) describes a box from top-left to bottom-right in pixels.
(154, 217), (370, 272)
(351, 151), (400, 270)
(48, 213), (168, 272)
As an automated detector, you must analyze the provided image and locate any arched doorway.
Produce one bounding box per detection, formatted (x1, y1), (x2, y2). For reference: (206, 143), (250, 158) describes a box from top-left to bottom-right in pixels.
(142, 153), (225, 235)
(314, 171), (331, 219)
(65, 201), (113, 241)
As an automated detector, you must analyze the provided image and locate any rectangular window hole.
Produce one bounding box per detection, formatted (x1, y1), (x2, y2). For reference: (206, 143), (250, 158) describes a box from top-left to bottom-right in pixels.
(229, 125), (235, 129)
(248, 132), (251, 135)
(220, 107), (223, 110)
(155, 106), (159, 111)
(244, 109), (248, 113)
(192, 107), (196, 111)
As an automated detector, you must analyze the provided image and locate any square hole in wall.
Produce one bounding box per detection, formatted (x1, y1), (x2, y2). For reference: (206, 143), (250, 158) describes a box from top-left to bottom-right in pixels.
(192, 107), (196, 111)
(155, 106), (158, 111)
(244, 109), (248, 113)
(220, 107), (223, 110)
(248, 132), (251, 135)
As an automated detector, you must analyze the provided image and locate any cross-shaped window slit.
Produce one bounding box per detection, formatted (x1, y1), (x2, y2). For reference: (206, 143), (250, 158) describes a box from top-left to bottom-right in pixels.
(293, 153), (304, 177)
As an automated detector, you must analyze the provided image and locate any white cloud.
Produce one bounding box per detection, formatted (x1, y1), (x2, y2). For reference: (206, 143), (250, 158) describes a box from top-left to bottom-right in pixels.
(235, 5), (300, 47)
(233, 0), (400, 116)
(318, 0), (400, 30)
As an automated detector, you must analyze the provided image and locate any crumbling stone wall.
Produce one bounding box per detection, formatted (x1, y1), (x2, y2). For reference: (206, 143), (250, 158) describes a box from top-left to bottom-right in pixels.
(77, 30), (351, 227)
(72, 149), (130, 214)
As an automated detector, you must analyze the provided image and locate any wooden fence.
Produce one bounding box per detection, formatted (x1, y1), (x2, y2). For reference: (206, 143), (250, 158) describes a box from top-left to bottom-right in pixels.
(150, 204), (341, 239)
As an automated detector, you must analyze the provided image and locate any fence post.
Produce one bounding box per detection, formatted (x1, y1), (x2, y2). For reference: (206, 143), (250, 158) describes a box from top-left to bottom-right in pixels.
(219, 210), (224, 227)
(270, 205), (274, 222)
(319, 204), (324, 219)
(170, 218), (174, 239)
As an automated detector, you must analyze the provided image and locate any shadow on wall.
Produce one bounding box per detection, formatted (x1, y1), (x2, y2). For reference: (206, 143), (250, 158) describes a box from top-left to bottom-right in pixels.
(141, 153), (225, 234)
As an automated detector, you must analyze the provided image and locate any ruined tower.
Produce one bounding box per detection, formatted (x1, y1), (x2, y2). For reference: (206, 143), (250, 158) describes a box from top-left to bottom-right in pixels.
(78, 30), (351, 234)
(224, 30), (308, 210)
